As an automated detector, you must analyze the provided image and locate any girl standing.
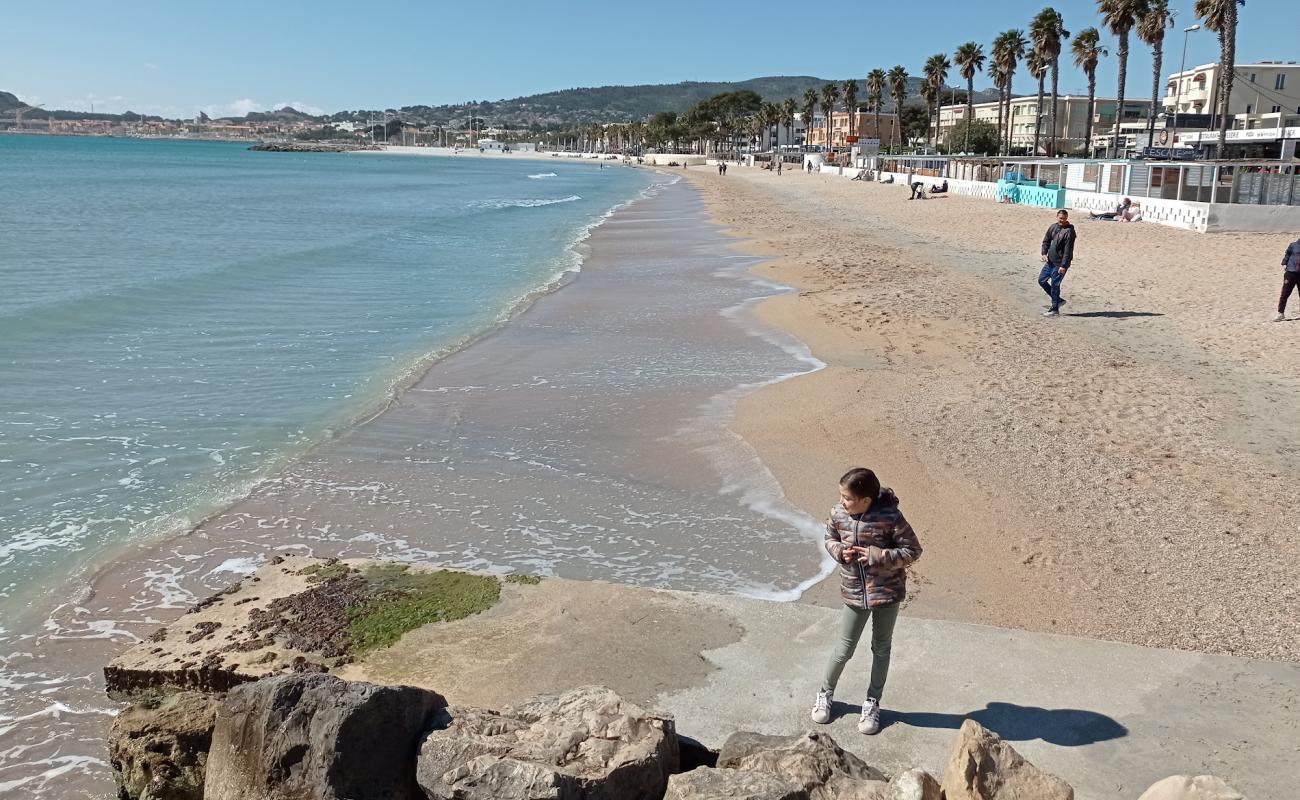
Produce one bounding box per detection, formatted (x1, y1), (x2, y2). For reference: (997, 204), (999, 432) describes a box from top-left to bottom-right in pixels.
(810, 467), (922, 734)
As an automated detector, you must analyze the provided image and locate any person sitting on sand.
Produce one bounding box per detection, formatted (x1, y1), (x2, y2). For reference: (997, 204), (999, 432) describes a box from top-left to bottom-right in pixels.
(929, 180), (949, 194)
(1089, 197), (1132, 221)
(810, 468), (922, 735)
(1039, 209), (1077, 317)
(1273, 234), (1300, 322)
(880, 174), (894, 184)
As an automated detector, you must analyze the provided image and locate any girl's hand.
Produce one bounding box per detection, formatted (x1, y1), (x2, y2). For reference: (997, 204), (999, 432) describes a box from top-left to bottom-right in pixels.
(840, 546), (858, 564)
(857, 546), (886, 565)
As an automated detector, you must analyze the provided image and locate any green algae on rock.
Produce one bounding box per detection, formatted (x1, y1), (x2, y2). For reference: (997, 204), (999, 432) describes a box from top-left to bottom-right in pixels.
(347, 565), (501, 656)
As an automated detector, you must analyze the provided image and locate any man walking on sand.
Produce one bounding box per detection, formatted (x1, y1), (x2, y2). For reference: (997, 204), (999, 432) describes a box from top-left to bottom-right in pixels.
(1274, 235), (1300, 322)
(1039, 209), (1076, 317)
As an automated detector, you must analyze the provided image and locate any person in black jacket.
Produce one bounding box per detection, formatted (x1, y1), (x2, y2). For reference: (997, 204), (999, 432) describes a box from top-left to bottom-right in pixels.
(1039, 209), (1077, 317)
(1274, 236), (1300, 322)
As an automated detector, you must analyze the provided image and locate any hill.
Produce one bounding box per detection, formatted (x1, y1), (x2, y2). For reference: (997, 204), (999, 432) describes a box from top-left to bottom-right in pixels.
(338, 76), (1003, 129)
(0, 91), (28, 113)
(2, 77), (1002, 130)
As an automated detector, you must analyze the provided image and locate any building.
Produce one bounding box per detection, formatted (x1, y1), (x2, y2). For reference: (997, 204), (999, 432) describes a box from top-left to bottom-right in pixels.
(1164, 61), (1300, 119)
(751, 112), (809, 152)
(804, 111), (898, 149)
(1162, 61), (1300, 154)
(937, 96), (1147, 154)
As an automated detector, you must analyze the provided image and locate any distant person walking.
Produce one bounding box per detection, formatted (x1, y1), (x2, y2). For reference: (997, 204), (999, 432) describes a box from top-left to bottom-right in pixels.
(1274, 235), (1300, 322)
(1039, 209), (1077, 317)
(810, 468), (922, 736)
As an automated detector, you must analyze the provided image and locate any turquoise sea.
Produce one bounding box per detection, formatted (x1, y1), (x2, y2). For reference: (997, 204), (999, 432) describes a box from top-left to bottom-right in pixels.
(0, 136), (651, 615)
(0, 136), (830, 797)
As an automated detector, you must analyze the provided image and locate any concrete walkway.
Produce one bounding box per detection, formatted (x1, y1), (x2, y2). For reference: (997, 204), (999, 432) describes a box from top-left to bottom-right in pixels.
(124, 560), (1294, 799)
(655, 594), (1297, 800)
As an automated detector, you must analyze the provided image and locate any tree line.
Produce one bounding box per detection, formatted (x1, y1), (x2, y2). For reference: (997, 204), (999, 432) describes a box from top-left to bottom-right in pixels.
(614, 0), (1243, 158)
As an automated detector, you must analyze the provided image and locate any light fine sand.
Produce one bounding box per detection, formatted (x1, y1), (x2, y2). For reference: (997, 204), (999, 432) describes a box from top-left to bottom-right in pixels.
(684, 165), (1300, 662)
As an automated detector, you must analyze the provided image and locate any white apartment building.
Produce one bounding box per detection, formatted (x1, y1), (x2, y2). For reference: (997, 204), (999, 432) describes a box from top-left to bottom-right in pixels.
(937, 96), (1146, 154)
(1164, 61), (1300, 118)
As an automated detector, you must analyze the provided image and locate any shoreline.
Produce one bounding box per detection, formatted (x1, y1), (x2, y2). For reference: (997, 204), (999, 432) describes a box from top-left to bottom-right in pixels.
(42, 168), (673, 632)
(682, 165), (1300, 662)
(2, 170), (838, 798)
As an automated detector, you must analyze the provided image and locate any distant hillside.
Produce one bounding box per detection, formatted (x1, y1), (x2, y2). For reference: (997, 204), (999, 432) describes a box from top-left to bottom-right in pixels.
(2, 77), (1002, 130)
(0, 91), (27, 112)
(225, 106), (324, 124)
(339, 76), (1003, 129)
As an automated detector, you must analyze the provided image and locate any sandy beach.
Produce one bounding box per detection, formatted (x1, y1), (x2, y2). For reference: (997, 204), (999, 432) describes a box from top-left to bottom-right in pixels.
(684, 164), (1300, 662)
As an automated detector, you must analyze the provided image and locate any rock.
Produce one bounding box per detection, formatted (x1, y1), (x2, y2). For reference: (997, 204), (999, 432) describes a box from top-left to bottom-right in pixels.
(941, 719), (1074, 800)
(109, 691), (218, 800)
(1137, 775), (1245, 800)
(716, 731), (886, 800)
(886, 768), (943, 800)
(665, 767), (809, 800)
(416, 685), (677, 800)
(204, 674), (444, 800)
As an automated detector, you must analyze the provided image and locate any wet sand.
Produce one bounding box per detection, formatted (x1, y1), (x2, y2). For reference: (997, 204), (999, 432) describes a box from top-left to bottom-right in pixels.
(1, 175), (832, 797)
(686, 165), (1300, 662)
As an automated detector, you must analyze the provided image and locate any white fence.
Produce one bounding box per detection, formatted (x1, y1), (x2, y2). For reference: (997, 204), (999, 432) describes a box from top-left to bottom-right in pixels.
(809, 160), (1300, 233)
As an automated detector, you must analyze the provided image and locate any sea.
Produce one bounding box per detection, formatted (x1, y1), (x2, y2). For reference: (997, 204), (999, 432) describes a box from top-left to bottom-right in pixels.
(0, 136), (829, 796)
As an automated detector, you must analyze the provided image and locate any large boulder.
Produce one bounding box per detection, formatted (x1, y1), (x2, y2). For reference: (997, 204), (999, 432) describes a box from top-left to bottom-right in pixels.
(665, 767), (809, 800)
(109, 691), (219, 800)
(416, 685), (677, 800)
(1137, 775), (1245, 800)
(941, 719), (1074, 800)
(885, 768), (943, 800)
(717, 731), (886, 800)
(204, 673), (445, 800)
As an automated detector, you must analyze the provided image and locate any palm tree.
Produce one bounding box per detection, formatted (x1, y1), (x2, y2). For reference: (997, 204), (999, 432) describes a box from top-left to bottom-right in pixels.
(919, 83), (937, 147)
(760, 102), (781, 150)
(953, 43), (986, 152)
(992, 30), (1028, 154)
(842, 79), (859, 142)
(887, 66), (908, 151)
(1138, 0), (1176, 145)
(820, 83), (840, 151)
(1098, 0), (1148, 157)
(800, 88), (818, 152)
(923, 53), (951, 149)
(781, 97), (797, 153)
(1072, 27), (1108, 153)
(1029, 7), (1069, 155)
(866, 69), (887, 147)
(989, 59), (1007, 151)
(1195, 0), (1244, 156)
(1027, 51), (1049, 154)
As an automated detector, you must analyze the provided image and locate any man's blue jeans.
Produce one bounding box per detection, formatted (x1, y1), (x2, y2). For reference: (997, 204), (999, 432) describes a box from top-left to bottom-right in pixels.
(1038, 261), (1067, 310)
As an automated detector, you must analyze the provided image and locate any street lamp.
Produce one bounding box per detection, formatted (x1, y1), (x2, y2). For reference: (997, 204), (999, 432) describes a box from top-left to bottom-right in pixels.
(1171, 23), (1201, 148)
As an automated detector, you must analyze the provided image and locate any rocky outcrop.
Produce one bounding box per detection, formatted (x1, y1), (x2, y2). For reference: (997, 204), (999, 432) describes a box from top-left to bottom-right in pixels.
(665, 768), (809, 800)
(1138, 775), (1245, 800)
(109, 691), (219, 800)
(717, 731), (886, 800)
(105, 556), (502, 701)
(248, 142), (380, 152)
(204, 673), (444, 800)
(941, 719), (1074, 800)
(416, 685), (678, 800)
(884, 768), (943, 800)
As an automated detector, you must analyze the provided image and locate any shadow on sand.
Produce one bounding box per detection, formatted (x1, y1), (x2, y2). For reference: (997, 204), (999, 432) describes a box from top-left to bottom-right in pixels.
(1064, 311), (1164, 319)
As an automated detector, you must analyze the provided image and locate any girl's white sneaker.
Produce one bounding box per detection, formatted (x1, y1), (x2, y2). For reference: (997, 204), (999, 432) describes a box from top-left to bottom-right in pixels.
(858, 697), (882, 735)
(810, 688), (833, 724)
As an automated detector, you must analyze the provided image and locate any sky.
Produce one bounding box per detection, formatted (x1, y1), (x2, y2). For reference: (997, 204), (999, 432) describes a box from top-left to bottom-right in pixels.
(2, 0), (1293, 118)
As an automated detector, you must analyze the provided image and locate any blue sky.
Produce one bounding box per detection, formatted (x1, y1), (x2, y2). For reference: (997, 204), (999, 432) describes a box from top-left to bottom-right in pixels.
(3, 0), (1292, 118)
